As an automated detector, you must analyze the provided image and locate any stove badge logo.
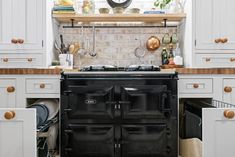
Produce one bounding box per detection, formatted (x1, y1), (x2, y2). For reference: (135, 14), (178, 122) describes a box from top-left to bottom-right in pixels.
(85, 99), (97, 105)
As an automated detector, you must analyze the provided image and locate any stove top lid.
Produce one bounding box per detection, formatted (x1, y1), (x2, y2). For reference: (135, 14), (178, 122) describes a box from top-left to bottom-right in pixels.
(80, 64), (161, 72)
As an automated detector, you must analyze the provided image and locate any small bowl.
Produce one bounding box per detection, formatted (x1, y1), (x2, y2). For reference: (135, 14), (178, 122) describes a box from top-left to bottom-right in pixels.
(128, 8), (140, 14)
(113, 7), (125, 14)
(99, 8), (110, 14)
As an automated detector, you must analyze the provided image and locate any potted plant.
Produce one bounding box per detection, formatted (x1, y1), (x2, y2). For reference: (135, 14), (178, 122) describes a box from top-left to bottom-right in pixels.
(154, 0), (173, 10)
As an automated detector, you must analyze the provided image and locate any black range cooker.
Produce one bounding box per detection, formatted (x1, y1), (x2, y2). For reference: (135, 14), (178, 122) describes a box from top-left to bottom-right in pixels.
(60, 65), (178, 157)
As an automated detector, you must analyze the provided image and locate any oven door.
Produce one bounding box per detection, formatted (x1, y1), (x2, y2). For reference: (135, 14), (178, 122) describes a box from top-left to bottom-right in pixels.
(120, 85), (171, 120)
(62, 124), (115, 157)
(121, 124), (173, 157)
(64, 85), (115, 120)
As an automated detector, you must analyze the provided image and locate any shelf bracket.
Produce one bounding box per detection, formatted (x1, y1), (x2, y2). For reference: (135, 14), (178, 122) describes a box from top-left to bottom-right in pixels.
(70, 19), (74, 28)
(163, 19), (167, 27)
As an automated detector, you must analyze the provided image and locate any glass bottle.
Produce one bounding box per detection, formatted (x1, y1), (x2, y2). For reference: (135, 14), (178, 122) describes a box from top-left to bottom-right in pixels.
(161, 48), (169, 65)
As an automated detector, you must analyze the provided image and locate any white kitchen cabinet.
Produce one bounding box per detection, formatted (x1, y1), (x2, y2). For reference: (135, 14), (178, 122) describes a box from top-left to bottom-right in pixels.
(195, 0), (235, 50)
(0, 0), (43, 50)
(0, 108), (36, 157)
(223, 79), (235, 104)
(0, 79), (16, 108)
(203, 108), (235, 157)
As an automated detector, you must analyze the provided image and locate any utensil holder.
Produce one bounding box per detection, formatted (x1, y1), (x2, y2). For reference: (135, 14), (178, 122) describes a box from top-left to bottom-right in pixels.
(59, 54), (73, 69)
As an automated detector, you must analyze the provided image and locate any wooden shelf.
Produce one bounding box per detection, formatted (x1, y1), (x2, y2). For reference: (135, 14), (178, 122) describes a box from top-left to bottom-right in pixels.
(52, 14), (186, 23)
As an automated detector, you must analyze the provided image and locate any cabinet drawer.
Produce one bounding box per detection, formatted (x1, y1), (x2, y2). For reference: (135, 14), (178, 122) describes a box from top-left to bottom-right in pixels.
(26, 79), (60, 94)
(0, 53), (43, 68)
(179, 78), (213, 94)
(195, 54), (235, 67)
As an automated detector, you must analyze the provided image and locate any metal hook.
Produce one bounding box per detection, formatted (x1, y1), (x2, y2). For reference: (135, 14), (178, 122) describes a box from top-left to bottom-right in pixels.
(71, 19), (74, 28)
(163, 19), (167, 27)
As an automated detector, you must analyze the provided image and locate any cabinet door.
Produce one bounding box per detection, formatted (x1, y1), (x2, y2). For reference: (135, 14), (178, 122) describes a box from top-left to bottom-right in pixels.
(62, 124), (115, 157)
(203, 108), (235, 157)
(0, 109), (36, 157)
(219, 0), (235, 49)
(223, 79), (235, 104)
(195, 0), (221, 50)
(0, 79), (16, 108)
(0, 0), (43, 50)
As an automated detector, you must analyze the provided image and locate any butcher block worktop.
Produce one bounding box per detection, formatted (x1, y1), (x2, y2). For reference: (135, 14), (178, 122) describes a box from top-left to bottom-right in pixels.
(0, 68), (61, 75)
(175, 68), (235, 74)
(1, 68), (235, 75)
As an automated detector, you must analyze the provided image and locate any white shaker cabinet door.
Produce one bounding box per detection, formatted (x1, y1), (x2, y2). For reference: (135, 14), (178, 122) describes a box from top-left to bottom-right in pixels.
(0, 0), (18, 50)
(203, 108), (235, 157)
(0, 0), (43, 50)
(0, 109), (36, 157)
(219, 0), (235, 49)
(195, 0), (221, 50)
(0, 79), (16, 108)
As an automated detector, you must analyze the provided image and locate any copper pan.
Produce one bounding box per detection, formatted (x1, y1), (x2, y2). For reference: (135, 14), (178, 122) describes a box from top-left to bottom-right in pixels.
(146, 36), (161, 51)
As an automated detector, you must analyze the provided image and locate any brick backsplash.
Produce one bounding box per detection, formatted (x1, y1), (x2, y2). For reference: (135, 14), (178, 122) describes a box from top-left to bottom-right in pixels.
(59, 25), (178, 67)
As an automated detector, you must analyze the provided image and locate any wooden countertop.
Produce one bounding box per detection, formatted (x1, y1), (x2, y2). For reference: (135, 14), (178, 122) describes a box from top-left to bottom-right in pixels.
(0, 68), (61, 75)
(176, 68), (235, 74)
(1, 68), (235, 75)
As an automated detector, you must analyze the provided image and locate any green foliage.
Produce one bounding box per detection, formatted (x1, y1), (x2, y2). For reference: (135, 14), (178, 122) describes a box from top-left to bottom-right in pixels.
(154, 0), (173, 9)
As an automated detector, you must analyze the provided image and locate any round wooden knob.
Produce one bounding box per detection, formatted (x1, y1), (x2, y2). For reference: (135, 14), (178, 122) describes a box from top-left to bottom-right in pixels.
(3, 58), (8, 62)
(11, 38), (18, 44)
(40, 84), (45, 89)
(205, 58), (211, 62)
(221, 38), (228, 43)
(7, 86), (15, 93)
(215, 38), (221, 43)
(230, 58), (235, 62)
(224, 110), (235, 119)
(17, 39), (24, 44)
(28, 58), (33, 62)
(193, 84), (199, 89)
(4, 111), (16, 120)
(224, 86), (232, 93)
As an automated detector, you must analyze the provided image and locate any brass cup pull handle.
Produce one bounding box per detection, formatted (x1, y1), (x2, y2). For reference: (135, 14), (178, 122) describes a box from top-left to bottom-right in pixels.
(224, 110), (235, 119)
(4, 111), (16, 120)
(215, 38), (222, 43)
(17, 39), (24, 44)
(193, 84), (199, 89)
(224, 86), (232, 93)
(28, 58), (33, 62)
(3, 58), (8, 62)
(40, 84), (45, 89)
(221, 38), (228, 43)
(7, 86), (15, 93)
(11, 38), (18, 44)
(230, 58), (235, 62)
(205, 58), (211, 62)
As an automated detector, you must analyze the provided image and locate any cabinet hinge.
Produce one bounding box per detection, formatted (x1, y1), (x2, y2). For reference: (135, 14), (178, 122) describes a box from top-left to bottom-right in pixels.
(195, 40), (197, 46)
(42, 40), (44, 47)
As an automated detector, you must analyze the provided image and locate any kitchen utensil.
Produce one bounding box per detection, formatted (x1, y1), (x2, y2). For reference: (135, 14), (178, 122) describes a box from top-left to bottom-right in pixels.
(99, 8), (110, 14)
(73, 42), (80, 54)
(89, 26), (97, 57)
(60, 35), (67, 54)
(54, 41), (62, 54)
(34, 99), (59, 120)
(146, 36), (161, 51)
(162, 33), (171, 45)
(69, 44), (75, 54)
(28, 104), (49, 127)
(134, 36), (146, 59)
(79, 26), (86, 56)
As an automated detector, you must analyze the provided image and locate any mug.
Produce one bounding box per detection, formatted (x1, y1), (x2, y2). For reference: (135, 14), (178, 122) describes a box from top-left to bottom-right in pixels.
(171, 33), (178, 44)
(162, 33), (171, 45)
